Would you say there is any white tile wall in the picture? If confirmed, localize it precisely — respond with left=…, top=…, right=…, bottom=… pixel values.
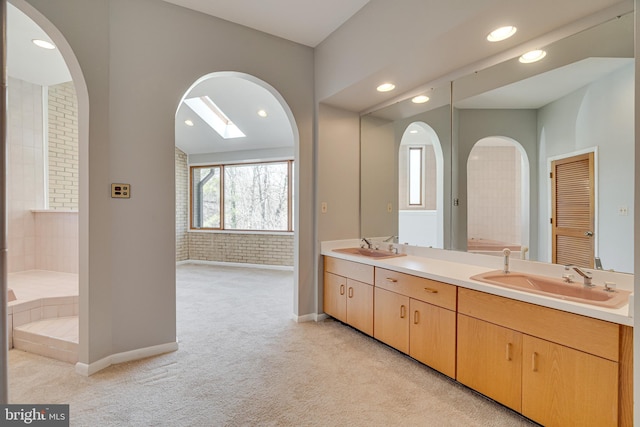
left=8, top=78, right=45, bottom=273
left=467, top=145, right=522, bottom=245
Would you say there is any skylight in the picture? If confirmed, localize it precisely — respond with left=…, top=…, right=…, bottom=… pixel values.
left=184, top=96, right=246, bottom=139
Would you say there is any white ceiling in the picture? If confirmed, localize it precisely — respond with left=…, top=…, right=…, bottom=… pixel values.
left=175, top=74, right=294, bottom=155
left=8, top=4, right=70, bottom=86
left=10, top=0, right=633, bottom=155
left=456, top=57, right=634, bottom=109
left=161, top=0, right=371, bottom=47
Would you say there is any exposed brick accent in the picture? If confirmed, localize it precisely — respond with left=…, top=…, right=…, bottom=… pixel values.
left=175, top=147, right=189, bottom=261
left=188, top=232, right=294, bottom=266
left=48, top=82, right=78, bottom=209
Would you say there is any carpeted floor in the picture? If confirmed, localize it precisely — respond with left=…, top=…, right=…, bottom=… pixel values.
left=8, top=263, right=537, bottom=426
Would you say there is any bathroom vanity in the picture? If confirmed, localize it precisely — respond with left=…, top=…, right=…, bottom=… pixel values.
left=321, top=240, right=633, bottom=427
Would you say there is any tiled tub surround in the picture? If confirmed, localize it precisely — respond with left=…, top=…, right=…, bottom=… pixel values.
left=321, top=239, right=634, bottom=325
left=33, top=210, right=79, bottom=274
left=8, top=270, right=79, bottom=363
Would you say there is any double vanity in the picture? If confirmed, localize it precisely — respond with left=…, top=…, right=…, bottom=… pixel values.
left=321, top=240, right=633, bottom=427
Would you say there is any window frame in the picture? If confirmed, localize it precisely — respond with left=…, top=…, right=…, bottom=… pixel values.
left=189, top=159, right=294, bottom=232
left=408, top=146, right=424, bottom=206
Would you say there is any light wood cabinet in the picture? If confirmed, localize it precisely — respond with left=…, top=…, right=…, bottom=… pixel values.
left=374, top=267, right=457, bottom=378
left=458, top=287, right=623, bottom=427
left=345, top=278, right=374, bottom=336
left=323, top=257, right=374, bottom=336
left=457, top=314, right=522, bottom=411
left=409, top=298, right=456, bottom=378
left=374, top=287, right=409, bottom=353
left=522, top=335, right=618, bottom=427
left=323, top=255, right=632, bottom=425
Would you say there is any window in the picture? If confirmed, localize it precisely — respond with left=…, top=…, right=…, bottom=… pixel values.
left=408, top=147, right=423, bottom=206
left=190, top=160, right=293, bottom=231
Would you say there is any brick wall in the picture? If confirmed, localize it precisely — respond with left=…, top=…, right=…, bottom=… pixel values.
left=188, top=232, right=294, bottom=266
left=175, top=147, right=189, bottom=261
left=48, top=82, right=78, bottom=209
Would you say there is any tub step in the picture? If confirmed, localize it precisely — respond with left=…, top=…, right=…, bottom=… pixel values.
left=13, top=316, right=78, bottom=364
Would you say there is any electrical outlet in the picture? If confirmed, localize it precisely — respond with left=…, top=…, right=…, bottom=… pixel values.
left=321, top=202, right=328, bottom=213
left=618, top=206, right=629, bottom=216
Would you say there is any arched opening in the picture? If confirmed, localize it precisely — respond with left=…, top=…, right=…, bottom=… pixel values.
left=8, top=0, right=89, bottom=369
left=466, top=136, right=530, bottom=257
left=174, top=71, right=298, bottom=308
left=398, top=122, right=444, bottom=247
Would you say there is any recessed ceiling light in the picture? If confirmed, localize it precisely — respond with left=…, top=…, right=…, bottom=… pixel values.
left=377, top=83, right=396, bottom=92
left=184, top=119, right=194, bottom=126
left=519, top=49, right=546, bottom=63
left=487, top=26, right=517, bottom=42
left=412, top=95, right=430, bottom=104
left=257, top=109, right=268, bottom=118
left=32, top=39, right=56, bottom=50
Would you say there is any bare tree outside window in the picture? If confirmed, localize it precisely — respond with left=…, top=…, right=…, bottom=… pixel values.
left=190, top=161, right=292, bottom=232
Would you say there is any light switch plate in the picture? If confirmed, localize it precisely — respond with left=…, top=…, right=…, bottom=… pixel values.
left=111, top=183, right=131, bottom=198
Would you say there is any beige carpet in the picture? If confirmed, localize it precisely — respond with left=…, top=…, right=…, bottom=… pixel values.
left=8, top=263, right=536, bottom=426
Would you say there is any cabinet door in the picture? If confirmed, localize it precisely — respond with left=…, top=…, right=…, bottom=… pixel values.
left=346, top=279, right=374, bottom=336
left=374, top=287, right=409, bottom=353
left=457, top=314, right=522, bottom=412
left=323, top=271, right=346, bottom=323
left=409, top=299, right=456, bottom=378
left=522, top=335, right=618, bottom=427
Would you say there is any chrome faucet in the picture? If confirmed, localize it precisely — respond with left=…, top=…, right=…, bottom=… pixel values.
left=361, top=237, right=373, bottom=249
left=572, top=266, right=594, bottom=287
left=502, top=248, right=511, bottom=273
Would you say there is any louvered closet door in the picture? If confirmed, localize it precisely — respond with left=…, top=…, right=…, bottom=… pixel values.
left=551, top=152, right=594, bottom=268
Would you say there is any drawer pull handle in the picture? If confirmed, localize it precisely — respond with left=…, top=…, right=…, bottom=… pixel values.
left=386, top=278, right=398, bottom=283
left=423, top=287, right=438, bottom=293
left=400, top=305, right=406, bottom=318
left=414, top=310, right=419, bottom=324
left=531, top=352, right=538, bottom=372
left=340, top=284, right=345, bottom=295
left=505, top=343, right=512, bottom=361
left=348, top=287, right=354, bottom=298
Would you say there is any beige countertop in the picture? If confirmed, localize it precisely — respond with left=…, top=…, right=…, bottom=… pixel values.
left=321, top=240, right=634, bottom=326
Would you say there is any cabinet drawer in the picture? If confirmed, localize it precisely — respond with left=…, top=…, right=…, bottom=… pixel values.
left=375, top=267, right=456, bottom=310
left=324, top=256, right=373, bottom=284
left=458, top=288, right=620, bottom=361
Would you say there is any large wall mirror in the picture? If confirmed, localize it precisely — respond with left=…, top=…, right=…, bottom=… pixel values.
left=361, top=83, right=452, bottom=248
left=360, top=9, right=634, bottom=273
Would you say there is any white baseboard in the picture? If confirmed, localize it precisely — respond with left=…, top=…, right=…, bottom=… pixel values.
left=75, top=341, right=179, bottom=376
left=180, top=260, right=293, bottom=271
left=293, top=313, right=328, bottom=323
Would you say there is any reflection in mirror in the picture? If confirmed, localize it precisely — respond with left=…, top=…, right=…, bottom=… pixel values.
left=466, top=137, right=529, bottom=257
left=399, top=122, right=444, bottom=247
left=360, top=84, right=451, bottom=247
left=453, top=11, right=634, bottom=272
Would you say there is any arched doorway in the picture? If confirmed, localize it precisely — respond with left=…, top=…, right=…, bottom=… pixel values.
left=466, top=136, right=530, bottom=257
left=398, top=122, right=444, bottom=248
left=174, top=71, right=298, bottom=303
left=7, top=0, right=89, bottom=374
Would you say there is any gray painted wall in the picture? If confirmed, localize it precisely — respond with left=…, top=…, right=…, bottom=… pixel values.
left=20, top=0, right=314, bottom=365
left=537, top=64, right=634, bottom=272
